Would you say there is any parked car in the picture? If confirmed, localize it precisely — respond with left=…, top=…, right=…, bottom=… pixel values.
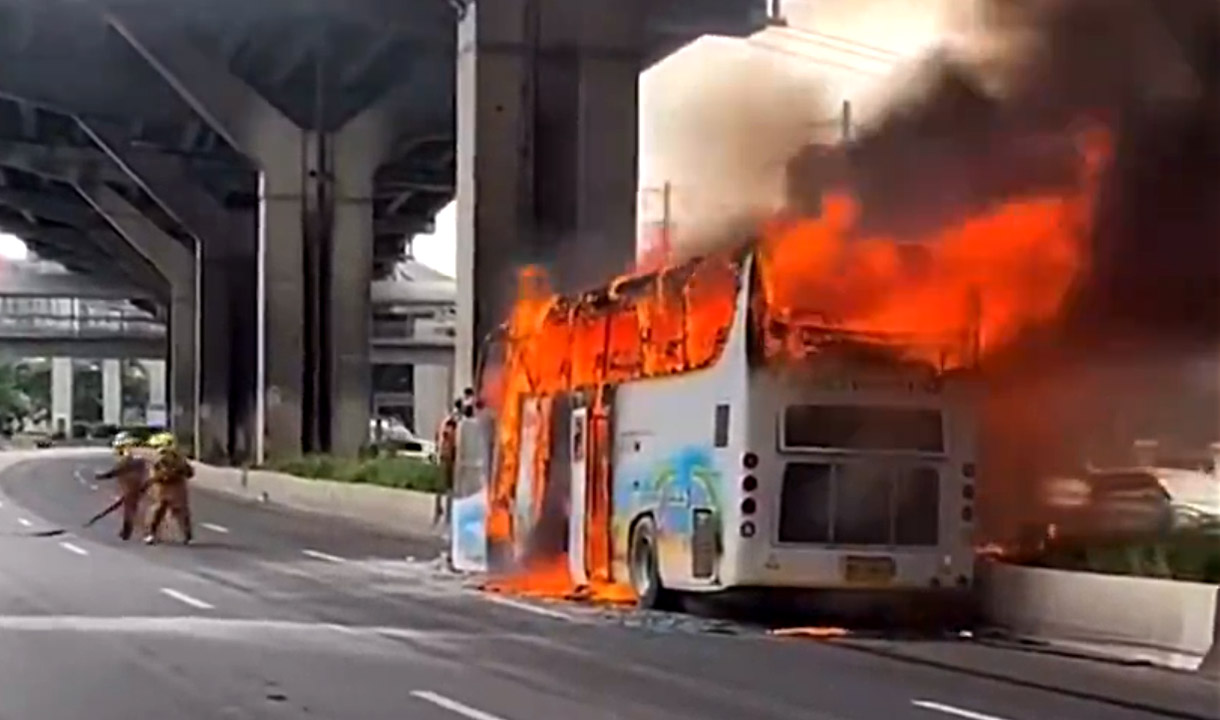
left=1034, top=466, right=1220, bottom=544
left=111, top=426, right=156, bottom=450
left=368, top=418, right=437, bottom=462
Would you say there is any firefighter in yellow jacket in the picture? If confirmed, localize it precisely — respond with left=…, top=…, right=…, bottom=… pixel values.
left=91, top=434, right=149, bottom=540
left=143, top=432, right=194, bottom=545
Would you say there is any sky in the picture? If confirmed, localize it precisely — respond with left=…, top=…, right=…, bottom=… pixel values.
left=0, top=211, right=456, bottom=275
left=412, top=200, right=456, bottom=277
left=0, top=233, right=29, bottom=261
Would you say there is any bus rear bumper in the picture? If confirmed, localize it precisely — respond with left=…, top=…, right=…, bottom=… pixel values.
left=725, top=545, right=975, bottom=593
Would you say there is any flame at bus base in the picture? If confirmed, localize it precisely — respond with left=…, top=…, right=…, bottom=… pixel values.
left=480, top=140, right=1102, bottom=602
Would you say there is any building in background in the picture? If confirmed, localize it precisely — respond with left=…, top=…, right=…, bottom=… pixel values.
left=371, top=258, right=456, bottom=441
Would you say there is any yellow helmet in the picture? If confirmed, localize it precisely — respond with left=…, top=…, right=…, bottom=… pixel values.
left=113, top=433, right=136, bottom=455
left=146, top=432, right=176, bottom=450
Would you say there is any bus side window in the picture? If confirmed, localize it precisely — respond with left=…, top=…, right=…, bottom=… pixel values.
left=714, top=404, right=730, bottom=448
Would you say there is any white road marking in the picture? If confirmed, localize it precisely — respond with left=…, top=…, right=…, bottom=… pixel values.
left=89, top=484, right=99, bottom=491
left=58, top=542, right=88, bottom=556
left=0, top=614, right=467, bottom=642
left=16, top=517, right=31, bottom=527
left=480, top=593, right=574, bottom=621
left=0, top=500, right=6, bottom=508
left=302, top=549, right=344, bottom=563
left=74, top=470, right=85, bottom=485
left=912, top=700, right=1011, bottom=720
left=201, top=523, right=229, bottom=534
left=410, top=691, right=508, bottom=720
left=159, top=588, right=214, bottom=610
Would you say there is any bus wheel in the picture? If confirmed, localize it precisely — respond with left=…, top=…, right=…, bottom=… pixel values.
left=629, top=518, right=669, bottom=609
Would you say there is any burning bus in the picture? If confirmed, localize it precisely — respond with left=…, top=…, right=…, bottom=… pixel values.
left=448, top=227, right=1040, bottom=607
left=449, top=141, right=1096, bottom=607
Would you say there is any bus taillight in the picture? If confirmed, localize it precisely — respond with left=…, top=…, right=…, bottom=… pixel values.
left=742, top=475, right=758, bottom=492
left=743, top=452, right=758, bottom=469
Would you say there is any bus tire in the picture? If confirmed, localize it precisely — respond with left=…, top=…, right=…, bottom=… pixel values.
left=629, top=517, right=670, bottom=610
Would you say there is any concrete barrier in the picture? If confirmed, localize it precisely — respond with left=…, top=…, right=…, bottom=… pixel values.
left=982, top=562, right=1219, bottom=674
left=189, top=463, right=440, bottom=538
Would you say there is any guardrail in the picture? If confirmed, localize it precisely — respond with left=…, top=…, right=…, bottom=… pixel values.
left=980, top=562, right=1219, bottom=676
left=0, top=314, right=165, bottom=338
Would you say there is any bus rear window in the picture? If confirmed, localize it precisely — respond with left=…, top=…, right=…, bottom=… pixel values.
left=783, top=405, right=944, bottom=453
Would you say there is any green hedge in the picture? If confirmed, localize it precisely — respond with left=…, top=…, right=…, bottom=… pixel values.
left=263, top=454, right=444, bottom=494
left=1030, top=530, right=1220, bottom=584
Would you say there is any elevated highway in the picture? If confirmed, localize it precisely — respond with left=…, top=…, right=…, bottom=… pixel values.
left=0, top=0, right=770, bottom=463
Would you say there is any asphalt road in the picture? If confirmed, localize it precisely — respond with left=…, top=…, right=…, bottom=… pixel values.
left=0, top=452, right=1213, bottom=720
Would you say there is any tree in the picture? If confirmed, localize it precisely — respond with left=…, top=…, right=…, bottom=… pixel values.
left=15, top=359, right=49, bottom=424
left=0, top=362, right=32, bottom=434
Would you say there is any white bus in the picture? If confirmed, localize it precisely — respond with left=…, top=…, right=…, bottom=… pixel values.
left=451, top=250, right=979, bottom=610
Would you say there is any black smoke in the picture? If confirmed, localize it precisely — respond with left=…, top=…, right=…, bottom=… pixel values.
left=787, top=0, right=1220, bottom=348
left=783, top=0, right=1220, bottom=543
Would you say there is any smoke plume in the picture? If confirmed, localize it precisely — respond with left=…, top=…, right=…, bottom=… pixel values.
left=641, top=37, right=837, bottom=260
left=792, top=0, right=1220, bottom=347
left=779, top=0, right=1220, bottom=542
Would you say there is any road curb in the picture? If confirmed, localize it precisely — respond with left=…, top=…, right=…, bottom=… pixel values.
left=825, top=638, right=1217, bottom=720
left=190, top=462, right=443, bottom=539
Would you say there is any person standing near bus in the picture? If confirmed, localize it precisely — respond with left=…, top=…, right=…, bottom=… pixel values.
left=435, top=399, right=463, bottom=525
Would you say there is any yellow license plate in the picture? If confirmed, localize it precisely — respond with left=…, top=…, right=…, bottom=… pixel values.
left=842, top=555, right=896, bottom=585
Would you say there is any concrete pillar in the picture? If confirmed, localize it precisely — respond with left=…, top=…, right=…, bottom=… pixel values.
left=254, top=109, right=393, bottom=460
left=326, top=120, right=387, bottom=456
left=51, top=357, right=72, bottom=437
left=78, top=118, right=259, bottom=464
left=169, top=274, right=196, bottom=447
left=89, top=11, right=401, bottom=462
left=196, top=251, right=231, bottom=462
left=454, top=0, right=645, bottom=390
left=413, top=363, right=453, bottom=444
left=77, top=184, right=197, bottom=450
left=143, top=359, right=167, bottom=428
left=102, top=359, right=122, bottom=426
left=253, top=125, right=308, bottom=463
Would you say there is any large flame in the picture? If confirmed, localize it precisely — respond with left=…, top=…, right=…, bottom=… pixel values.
left=482, top=131, right=1107, bottom=603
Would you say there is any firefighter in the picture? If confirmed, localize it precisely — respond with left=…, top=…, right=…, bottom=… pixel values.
left=91, top=434, right=149, bottom=540
left=143, top=432, right=194, bottom=545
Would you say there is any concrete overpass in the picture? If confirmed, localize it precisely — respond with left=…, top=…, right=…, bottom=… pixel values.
left=0, top=0, right=771, bottom=463
left=0, top=257, right=461, bottom=441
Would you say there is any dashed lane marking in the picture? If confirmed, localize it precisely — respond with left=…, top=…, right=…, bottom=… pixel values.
left=201, top=523, right=229, bottom=534
left=159, top=588, right=214, bottom=610
left=480, top=593, right=574, bottom=622
left=58, top=542, right=88, bottom=556
left=301, top=549, right=344, bottom=563
left=410, top=691, right=509, bottom=720
left=912, top=700, right=1011, bottom=720
left=16, top=517, right=32, bottom=527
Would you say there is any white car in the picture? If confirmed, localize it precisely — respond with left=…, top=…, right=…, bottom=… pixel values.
left=368, top=419, right=437, bottom=462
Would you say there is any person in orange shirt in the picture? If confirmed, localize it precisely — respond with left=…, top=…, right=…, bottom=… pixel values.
left=435, top=399, right=464, bottom=525
left=90, top=435, right=149, bottom=540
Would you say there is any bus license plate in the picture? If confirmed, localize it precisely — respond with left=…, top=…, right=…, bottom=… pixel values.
left=842, top=556, right=896, bottom=585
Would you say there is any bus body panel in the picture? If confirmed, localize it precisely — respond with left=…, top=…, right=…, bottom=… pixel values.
left=609, top=261, right=751, bottom=591
left=727, top=365, right=977, bottom=592
left=465, top=251, right=979, bottom=600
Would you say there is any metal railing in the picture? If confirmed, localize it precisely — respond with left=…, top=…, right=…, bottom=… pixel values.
left=0, top=312, right=165, bottom=339
left=371, top=317, right=456, bottom=344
